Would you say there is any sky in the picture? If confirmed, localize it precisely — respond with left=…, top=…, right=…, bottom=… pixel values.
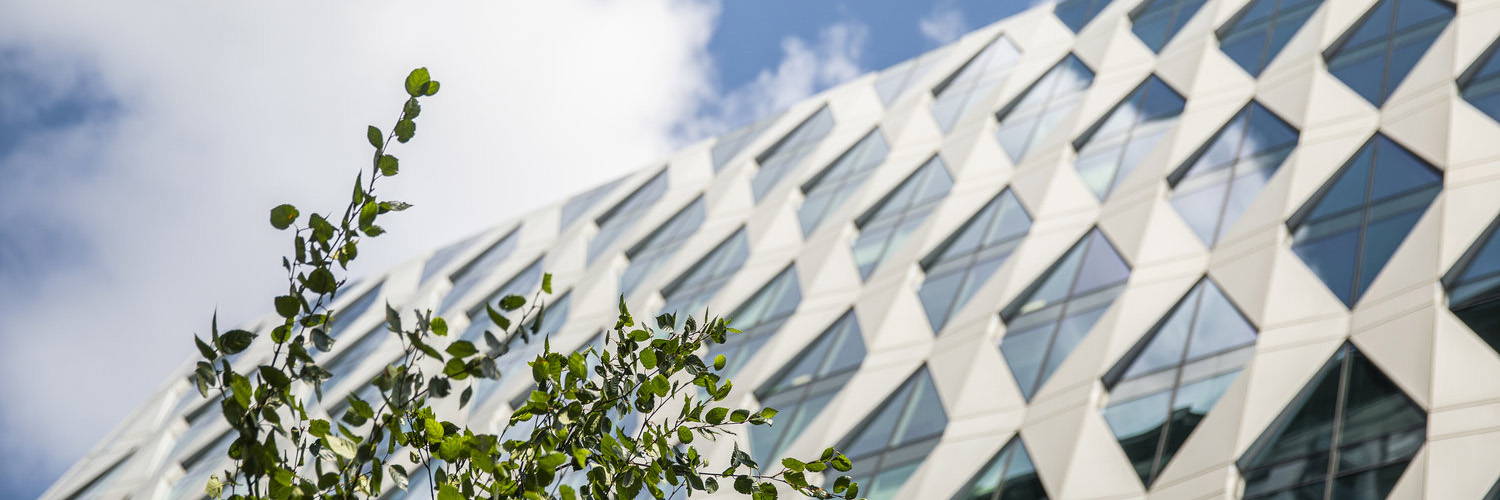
left=0, top=1, right=1030, bottom=497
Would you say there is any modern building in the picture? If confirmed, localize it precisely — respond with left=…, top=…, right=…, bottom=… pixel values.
left=42, top=0, right=1500, bottom=498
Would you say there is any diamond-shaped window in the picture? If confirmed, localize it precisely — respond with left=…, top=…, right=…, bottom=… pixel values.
left=1444, top=217, right=1500, bottom=353
left=839, top=367, right=947, bottom=500
left=874, top=46, right=953, bottom=107
left=589, top=169, right=669, bottom=264
left=1217, top=0, right=1325, bottom=77
left=712, top=112, right=784, bottom=173
left=1459, top=37, right=1500, bottom=124
left=1055, top=0, right=1116, bottom=32
left=799, top=129, right=890, bottom=236
left=1288, top=134, right=1441, bottom=306
left=751, top=310, right=864, bottom=462
left=1238, top=343, right=1426, bottom=500
left=619, top=196, right=707, bottom=297
left=560, top=175, right=627, bottom=231
left=1130, top=0, right=1210, bottom=53
left=752, top=106, right=836, bottom=202
left=951, top=437, right=1049, bottom=500
left=1102, top=278, right=1256, bottom=486
left=706, top=265, right=801, bottom=379
left=1000, top=228, right=1130, bottom=401
left=1324, top=0, right=1453, bottom=106
left=457, top=258, right=543, bottom=341
left=931, top=36, right=1021, bottom=133
left=660, top=228, right=751, bottom=329
left=1074, top=75, right=1185, bottom=200
left=851, top=156, right=954, bottom=280
left=918, top=189, right=1032, bottom=333
left=1168, top=101, right=1298, bottom=246
left=326, top=280, right=383, bottom=340
left=995, top=54, right=1095, bottom=164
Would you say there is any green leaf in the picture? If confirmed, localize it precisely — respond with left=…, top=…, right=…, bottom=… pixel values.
left=229, top=374, right=252, bottom=408
left=830, top=454, right=852, bottom=472
left=640, top=349, right=658, bottom=370
left=734, top=476, right=753, bottom=494
left=205, top=474, right=224, bottom=498
left=486, top=304, right=510, bottom=330
left=273, top=295, right=300, bottom=318
left=269, top=204, right=299, bottom=230
left=760, top=407, right=778, bottom=420
left=431, top=317, right=448, bottom=337
left=359, top=201, right=377, bottom=230
left=781, top=458, right=805, bottom=472
left=445, top=340, right=477, bottom=358
left=404, top=99, right=421, bottom=119
left=714, top=354, right=727, bottom=371
left=539, top=452, right=568, bottom=470
left=706, top=407, right=728, bottom=425
left=423, top=80, right=441, bottom=96
left=677, top=426, right=694, bottom=444
left=219, top=327, right=255, bottom=354
left=310, top=419, right=331, bottom=437
left=443, top=358, right=470, bottom=379
left=305, top=267, right=337, bottom=294
left=459, top=386, right=473, bottom=409
left=424, top=418, right=445, bottom=440
left=194, top=335, right=217, bottom=360
left=385, top=302, right=402, bottom=332
left=394, top=119, right=415, bottom=143
left=378, top=154, right=399, bottom=176
left=730, top=409, right=749, bottom=423
left=258, top=366, right=291, bottom=389
left=437, top=484, right=461, bottom=500
left=325, top=436, right=356, bottom=459
left=498, top=294, right=525, bottom=311
left=367, top=126, right=383, bottom=149
left=542, top=273, right=553, bottom=294
left=405, top=68, right=431, bottom=97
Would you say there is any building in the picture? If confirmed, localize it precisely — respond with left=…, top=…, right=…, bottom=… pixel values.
left=42, top=0, right=1500, bottom=498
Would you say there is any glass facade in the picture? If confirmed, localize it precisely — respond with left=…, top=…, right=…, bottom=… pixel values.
left=439, top=228, right=521, bottom=315
left=1168, top=101, right=1298, bottom=246
left=705, top=266, right=800, bottom=379
left=752, top=106, right=836, bottom=202
left=798, top=129, right=890, bottom=236
left=918, top=189, right=1032, bottom=333
left=839, top=367, right=947, bottom=500
left=1130, top=0, right=1209, bottom=53
left=931, top=36, right=1022, bottom=133
left=1446, top=218, right=1500, bottom=353
left=418, top=232, right=485, bottom=285
left=1460, top=38, right=1500, bottom=123
left=1102, top=279, right=1256, bottom=486
left=1073, top=76, right=1186, bottom=200
left=994, top=55, right=1095, bottom=164
left=659, top=228, right=751, bottom=329
left=60, top=451, right=133, bottom=500
left=952, top=437, right=1048, bottom=500
left=1288, top=134, right=1441, bottom=306
left=851, top=156, right=955, bottom=280
left=326, top=281, right=382, bottom=340
left=457, top=259, right=544, bottom=343
left=1238, top=344, right=1426, bottom=500
left=1324, top=0, right=1453, bottom=106
left=559, top=176, right=626, bottom=231
left=619, top=197, right=707, bottom=298
left=874, top=47, right=953, bottom=107
left=1217, top=0, right=1325, bottom=77
left=751, top=310, right=864, bottom=462
left=1000, top=229, right=1130, bottom=401
left=1055, top=0, right=1116, bottom=32
left=588, top=170, right=669, bottom=264
left=712, top=112, right=784, bottom=173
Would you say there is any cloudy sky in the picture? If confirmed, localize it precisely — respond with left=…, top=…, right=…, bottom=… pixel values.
left=0, top=1, right=1028, bottom=496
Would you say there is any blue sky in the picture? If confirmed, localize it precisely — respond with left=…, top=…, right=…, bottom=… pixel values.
left=0, top=1, right=1029, bottom=497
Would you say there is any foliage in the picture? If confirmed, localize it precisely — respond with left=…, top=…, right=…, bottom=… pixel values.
left=188, top=68, right=863, bottom=500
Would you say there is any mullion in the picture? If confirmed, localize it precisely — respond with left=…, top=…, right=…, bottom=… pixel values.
left=1030, top=233, right=1100, bottom=396
left=1321, top=347, right=1354, bottom=500
left=1147, top=281, right=1211, bottom=483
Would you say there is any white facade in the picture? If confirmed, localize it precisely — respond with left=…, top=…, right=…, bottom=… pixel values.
left=44, top=0, right=1500, bottom=498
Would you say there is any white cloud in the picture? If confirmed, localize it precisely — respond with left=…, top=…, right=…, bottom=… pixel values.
left=919, top=5, right=968, bottom=45
left=0, top=0, right=721, bottom=494
left=681, top=20, right=868, bottom=138
left=0, top=0, right=875, bottom=495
